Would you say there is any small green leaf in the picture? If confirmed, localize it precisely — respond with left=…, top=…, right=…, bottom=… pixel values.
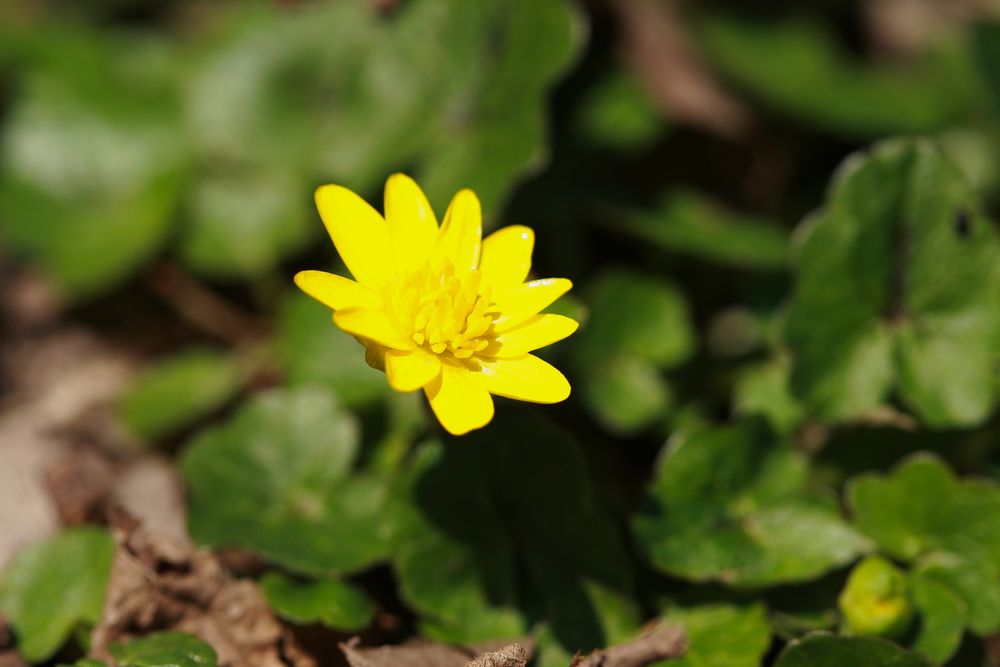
left=910, top=572, right=965, bottom=663
left=661, top=603, right=771, bottom=667
left=774, top=633, right=932, bottom=667
left=734, top=356, right=805, bottom=434
left=277, top=292, right=388, bottom=408
left=572, top=270, right=694, bottom=434
left=260, top=572, right=373, bottom=631
left=786, top=139, right=1000, bottom=427
left=633, top=421, right=867, bottom=586
left=182, top=387, right=388, bottom=575
left=110, top=632, right=217, bottom=667
left=119, top=347, right=243, bottom=441
left=914, top=552, right=1000, bottom=635
left=616, top=190, right=789, bottom=271
left=838, top=556, right=913, bottom=639
left=0, top=527, right=115, bottom=663
left=583, top=357, right=672, bottom=436
left=572, top=66, right=663, bottom=150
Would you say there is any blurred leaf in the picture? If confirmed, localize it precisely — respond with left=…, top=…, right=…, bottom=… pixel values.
left=573, top=66, right=663, bottom=150
left=260, top=572, right=372, bottom=631
left=847, top=454, right=1000, bottom=566
left=616, top=191, right=789, bottom=271
left=838, top=556, right=913, bottom=639
left=387, top=414, right=635, bottom=654
left=0, top=32, right=186, bottom=299
left=0, top=527, right=115, bottom=663
left=110, top=632, right=217, bottom=667
left=572, top=270, right=694, bottom=434
left=633, top=421, right=867, bottom=586
left=277, top=292, right=388, bottom=408
left=660, top=603, right=771, bottom=667
left=734, top=356, right=805, bottom=434
left=910, top=574, right=965, bottom=663
left=583, top=357, right=672, bottom=435
left=699, top=15, right=975, bottom=137
left=179, top=168, right=311, bottom=278
left=182, top=387, right=388, bottom=575
left=914, top=552, right=1000, bottom=635
left=413, top=0, right=585, bottom=216
left=786, top=139, right=1000, bottom=427
left=119, top=346, right=243, bottom=441
left=574, top=270, right=694, bottom=369
left=774, top=634, right=932, bottom=667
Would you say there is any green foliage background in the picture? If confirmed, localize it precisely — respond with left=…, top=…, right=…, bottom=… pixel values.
left=3, top=0, right=1000, bottom=665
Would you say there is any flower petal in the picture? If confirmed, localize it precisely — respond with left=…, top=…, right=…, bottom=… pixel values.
left=481, top=314, right=579, bottom=357
left=434, top=189, right=482, bottom=274
left=315, top=184, right=394, bottom=288
left=479, top=225, right=534, bottom=291
left=385, top=348, right=441, bottom=392
left=385, top=173, right=438, bottom=274
left=333, top=308, right=411, bottom=350
left=294, top=270, right=381, bottom=311
left=424, top=360, right=494, bottom=435
left=479, top=355, right=571, bottom=404
left=491, top=278, right=573, bottom=331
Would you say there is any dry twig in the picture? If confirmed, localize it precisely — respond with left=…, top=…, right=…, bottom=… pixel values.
left=571, top=624, right=687, bottom=667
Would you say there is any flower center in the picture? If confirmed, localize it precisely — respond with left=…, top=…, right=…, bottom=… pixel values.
left=387, top=259, right=496, bottom=359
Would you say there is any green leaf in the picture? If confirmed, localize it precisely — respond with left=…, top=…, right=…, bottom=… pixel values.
left=181, top=387, right=388, bottom=575
left=914, top=552, right=1000, bottom=635
left=660, top=603, right=771, bottom=667
left=582, top=357, right=672, bottom=435
left=413, top=0, right=584, bottom=216
left=774, top=634, right=932, bottom=667
left=633, top=421, right=867, bottom=586
left=260, top=572, right=373, bottom=631
left=110, top=632, right=217, bottom=667
left=179, top=167, right=311, bottom=278
left=277, top=292, right=388, bottom=408
left=699, top=15, right=975, bottom=137
left=910, top=573, right=965, bottom=664
left=733, top=356, right=805, bottom=434
left=118, top=347, right=244, bottom=441
left=0, top=527, right=115, bottom=663
left=847, top=454, right=1000, bottom=566
left=388, top=414, right=635, bottom=654
left=572, top=66, right=663, bottom=150
left=786, top=139, right=1000, bottom=427
left=838, top=556, right=913, bottom=639
left=0, top=31, right=185, bottom=299
left=616, top=191, right=789, bottom=271
left=572, top=270, right=694, bottom=434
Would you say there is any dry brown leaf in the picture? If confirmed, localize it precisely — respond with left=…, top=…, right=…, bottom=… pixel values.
left=89, top=517, right=315, bottom=667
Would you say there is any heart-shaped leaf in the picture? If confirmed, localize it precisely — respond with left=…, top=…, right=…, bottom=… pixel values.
left=182, top=387, right=387, bottom=576
left=0, top=527, right=115, bottom=663
left=633, top=421, right=867, bottom=586
left=786, top=139, right=1000, bottom=427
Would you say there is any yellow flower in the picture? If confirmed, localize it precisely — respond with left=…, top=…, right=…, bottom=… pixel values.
left=294, top=174, right=578, bottom=435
